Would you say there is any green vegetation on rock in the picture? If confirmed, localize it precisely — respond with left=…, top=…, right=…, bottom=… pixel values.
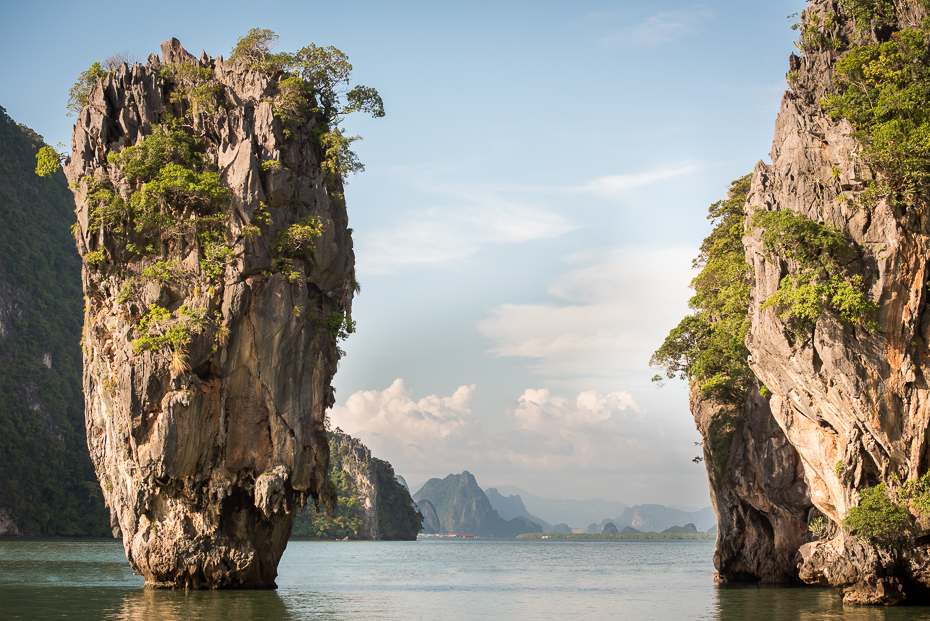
left=0, top=105, right=109, bottom=535
left=651, top=174, right=753, bottom=402
left=754, top=209, right=878, bottom=331
left=823, top=24, right=930, bottom=208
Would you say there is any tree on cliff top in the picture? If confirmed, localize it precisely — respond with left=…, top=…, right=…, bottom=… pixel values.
left=230, top=28, right=384, bottom=186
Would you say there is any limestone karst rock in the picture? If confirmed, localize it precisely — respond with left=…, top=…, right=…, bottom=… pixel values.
left=64, top=39, right=356, bottom=588
left=692, top=382, right=811, bottom=583
left=737, top=0, right=930, bottom=604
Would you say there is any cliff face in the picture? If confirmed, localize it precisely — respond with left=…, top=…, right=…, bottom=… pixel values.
left=692, top=381, right=811, bottom=582
left=64, top=40, right=354, bottom=588
left=742, top=0, right=930, bottom=604
left=0, top=106, right=109, bottom=536
left=290, top=430, right=422, bottom=540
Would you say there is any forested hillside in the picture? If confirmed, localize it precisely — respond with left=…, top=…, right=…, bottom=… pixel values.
left=0, top=105, right=109, bottom=535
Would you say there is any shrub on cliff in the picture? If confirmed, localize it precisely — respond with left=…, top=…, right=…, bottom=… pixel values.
left=823, top=23, right=930, bottom=208
left=651, top=174, right=753, bottom=403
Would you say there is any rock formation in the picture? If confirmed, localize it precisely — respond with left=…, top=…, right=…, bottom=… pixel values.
left=291, top=429, right=422, bottom=540
left=64, top=39, right=356, bottom=588
left=693, top=382, right=812, bottom=583
left=413, top=471, right=542, bottom=537
left=701, top=0, right=930, bottom=604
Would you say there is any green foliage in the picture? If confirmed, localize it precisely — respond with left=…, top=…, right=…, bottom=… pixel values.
left=86, top=122, right=231, bottom=282
left=132, top=303, right=208, bottom=366
left=836, top=460, right=846, bottom=476
left=838, top=0, right=898, bottom=33
left=809, top=516, right=830, bottom=538
left=372, top=458, right=423, bottom=539
left=320, top=128, right=364, bottom=186
left=83, top=248, right=106, bottom=266
left=198, top=230, right=234, bottom=280
left=141, top=260, right=184, bottom=282
left=754, top=210, right=878, bottom=330
left=794, top=11, right=842, bottom=52
left=230, top=28, right=384, bottom=188
left=0, top=106, right=109, bottom=535
left=35, top=146, right=63, bottom=177
left=325, top=311, right=356, bottom=341
left=823, top=27, right=930, bottom=207
left=272, top=215, right=324, bottom=257
left=159, top=63, right=221, bottom=118
left=651, top=175, right=752, bottom=401
left=843, top=483, right=907, bottom=542
left=229, top=28, right=281, bottom=70
left=67, top=62, right=108, bottom=115
left=899, top=473, right=930, bottom=522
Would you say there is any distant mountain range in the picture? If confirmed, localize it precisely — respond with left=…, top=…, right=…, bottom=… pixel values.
left=413, top=472, right=541, bottom=538
left=484, top=485, right=716, bottom=533
left=487, top=485, right=629, bottom=529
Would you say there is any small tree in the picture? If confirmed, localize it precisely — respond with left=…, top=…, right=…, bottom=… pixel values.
left=67, top=62, right=108, bottom=115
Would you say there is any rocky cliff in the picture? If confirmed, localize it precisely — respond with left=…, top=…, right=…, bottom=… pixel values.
left=64, top=39, right=358, bottom=588
left=743, top=0, right=930, bottom=604
left=692, top=382, right=812, bottom=582
left=413, top=471, right=542, bottom=537
left=291, top=429, right=422, bottom=540
left=0, top=106, right=109, bottom=536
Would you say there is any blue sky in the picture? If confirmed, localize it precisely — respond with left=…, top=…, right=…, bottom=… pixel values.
left=1, top=0, right=807, bottom=508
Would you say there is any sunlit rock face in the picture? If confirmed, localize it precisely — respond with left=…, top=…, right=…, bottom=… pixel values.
left=741, top=0, right=930, bottom=605
left=64, top=39, right=354, bottom=588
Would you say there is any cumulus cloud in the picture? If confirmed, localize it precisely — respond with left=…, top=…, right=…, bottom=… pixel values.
left=329, top=380, right=659, bottom=486
left=330, top=378, right=485, bottom=471
left=478, top=246, right=695, bottom=378
left=600, top=7, right=713, bottom=47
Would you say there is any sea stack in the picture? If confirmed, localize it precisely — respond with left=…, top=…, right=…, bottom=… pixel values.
left=695, top=0, right=930, bottom=604
left=64, top=39, right=355, bottom=588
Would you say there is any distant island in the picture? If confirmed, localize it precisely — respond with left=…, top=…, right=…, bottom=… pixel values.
left=408, top=471, right=716, bottom=538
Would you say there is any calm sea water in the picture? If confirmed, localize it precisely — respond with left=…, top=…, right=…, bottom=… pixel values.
left=4, top=538, right=930, bottom=620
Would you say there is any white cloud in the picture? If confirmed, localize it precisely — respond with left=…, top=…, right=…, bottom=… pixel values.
left=580, top=165, right=697, bottom=199
left=478, top=246, right=695, bottom=378
left=355, top=164, right=697, bottom=274
left=357, top=190, right=574, bottom=274
left=601, top=7, right=713, bottom=47
left=331, top=379, right=485, bottom=471
left=330, top=380, right=659, bottom=486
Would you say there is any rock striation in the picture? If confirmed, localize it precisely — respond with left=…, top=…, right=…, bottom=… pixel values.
left=64, top=39, right=356, bottom=588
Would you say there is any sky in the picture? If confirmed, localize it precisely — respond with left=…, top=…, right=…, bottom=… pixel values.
left=1, top=0, right=808, bottom=508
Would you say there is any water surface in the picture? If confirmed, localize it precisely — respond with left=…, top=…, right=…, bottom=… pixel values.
left=4, top=538, right=930, bottom=620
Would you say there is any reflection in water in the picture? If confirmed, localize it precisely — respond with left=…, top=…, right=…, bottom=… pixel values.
left=114, top=589, right=292, bottom=621
left=714, top=583, right=930, bottom=621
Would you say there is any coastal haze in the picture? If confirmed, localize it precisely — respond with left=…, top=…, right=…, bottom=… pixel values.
left=0, top=0, right=807, bottom=509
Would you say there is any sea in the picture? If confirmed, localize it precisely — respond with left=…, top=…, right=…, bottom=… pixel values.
left=3, top=538, right=930, bottom=620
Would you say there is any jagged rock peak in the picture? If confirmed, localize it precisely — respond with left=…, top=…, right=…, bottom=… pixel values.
left=65, top=38, right=356, bottom=588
